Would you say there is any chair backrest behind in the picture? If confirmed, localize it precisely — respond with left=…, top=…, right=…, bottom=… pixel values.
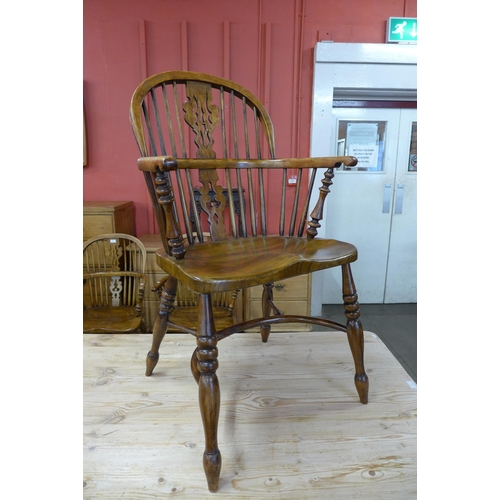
left=83, top=233, right=147, bottom=308
left=129, top=71, right=334, bottom=251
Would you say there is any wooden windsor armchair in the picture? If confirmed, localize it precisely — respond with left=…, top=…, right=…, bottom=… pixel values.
left=83, top=233, right=147, bottom=333
left=129, top=71, right=369, bottom=492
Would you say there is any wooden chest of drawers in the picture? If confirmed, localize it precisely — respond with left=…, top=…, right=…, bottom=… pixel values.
left=83, top=201, right=135, bottom=241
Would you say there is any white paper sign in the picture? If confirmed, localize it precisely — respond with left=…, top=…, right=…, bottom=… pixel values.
left=346, top=123, right=379, bottom=170
left=348, top=144, right=379, bottom=169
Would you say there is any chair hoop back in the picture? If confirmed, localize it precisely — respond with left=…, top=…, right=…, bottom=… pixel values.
left=129, top=71, right=356, bottom=250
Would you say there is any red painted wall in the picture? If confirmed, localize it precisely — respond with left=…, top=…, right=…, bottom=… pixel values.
left=83, top=0, right=417, bottom=237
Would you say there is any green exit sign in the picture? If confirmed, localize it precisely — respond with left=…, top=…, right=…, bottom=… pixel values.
left=386, top=17, right=417, bottom=44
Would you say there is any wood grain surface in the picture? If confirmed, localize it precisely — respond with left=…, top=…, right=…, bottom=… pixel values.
left=83, top=331, right=416, bottom=498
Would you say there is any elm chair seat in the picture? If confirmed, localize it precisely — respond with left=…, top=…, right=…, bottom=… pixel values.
left=154, top=235, right=358, bottom=294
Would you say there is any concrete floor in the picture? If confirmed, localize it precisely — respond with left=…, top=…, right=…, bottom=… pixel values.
left=314, top=303, right=417, bottom=382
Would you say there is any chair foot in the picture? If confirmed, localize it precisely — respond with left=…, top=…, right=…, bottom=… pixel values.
left=203, top=450, right=222, bottom=492
left=145, top=351, right=159, bottom=376
left=345, top=321, right=369, bottom=404
left=355, top=374, right=369, bottom=404
left=260, top=325, right=270, bottom=343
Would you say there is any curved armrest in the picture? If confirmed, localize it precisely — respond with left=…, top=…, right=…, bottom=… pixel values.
left=137, top=156, right=357, bottom=172
left=174, top=156, right=357, bottom=170
left=137, top=156, right=177, bottom=172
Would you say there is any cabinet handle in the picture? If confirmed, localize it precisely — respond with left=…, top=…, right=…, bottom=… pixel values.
left=274, top=283, right=285, bottom=290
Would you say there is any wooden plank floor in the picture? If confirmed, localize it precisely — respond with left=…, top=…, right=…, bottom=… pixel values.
left=83, top=331, right=417, bottom=499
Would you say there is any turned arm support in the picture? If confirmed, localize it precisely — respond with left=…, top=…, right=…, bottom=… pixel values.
left=138, top=278, right=146, bottom=296
left=307, top=157, right=358, bottom=239
left=137, top=156, right=186, bottom=259
left=135, top=277, right=147, bottom=316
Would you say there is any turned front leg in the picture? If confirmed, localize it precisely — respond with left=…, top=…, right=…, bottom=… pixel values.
left=196, top=294, right=222, bottom=492
left=146, top=276, right=177, bottom=376
left=342, top=264, right=369, bottom=404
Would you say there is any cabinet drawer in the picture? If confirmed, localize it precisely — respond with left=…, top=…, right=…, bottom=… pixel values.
left=248, top=275, right=310, bottom=300
left=83, top=201, right=135, bottom=241
left=83, top=215, right=115, bottom=239
left=145, top=252, right=163, bottom=273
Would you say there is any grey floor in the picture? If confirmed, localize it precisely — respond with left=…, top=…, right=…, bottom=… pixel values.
left=314, top=303, right=417, bottom=382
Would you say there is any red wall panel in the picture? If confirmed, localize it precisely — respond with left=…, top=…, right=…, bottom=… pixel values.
left=83, top=0, right=416, bottom=236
